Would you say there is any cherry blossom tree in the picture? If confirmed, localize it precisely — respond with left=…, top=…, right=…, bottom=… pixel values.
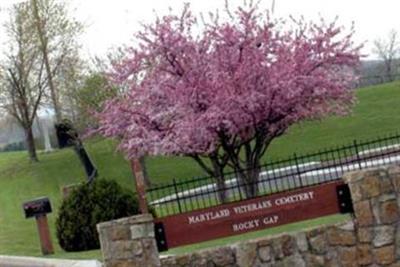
left=96, top=3, right=361, bottom=201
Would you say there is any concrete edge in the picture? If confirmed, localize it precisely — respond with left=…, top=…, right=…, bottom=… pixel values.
left=0, top=255, right=102, bottom=267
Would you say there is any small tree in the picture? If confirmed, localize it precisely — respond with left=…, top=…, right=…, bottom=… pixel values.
left=30, top=0, right=83, bottom=122
left=75, top=73, right=118, bottom=125
left=373, top=30, right=400, bottom=82
left=96, top=4, right=361, bottom=201
left=0, top=3, right=46, bottom=162
left=78, top=72, right=153, bottom=186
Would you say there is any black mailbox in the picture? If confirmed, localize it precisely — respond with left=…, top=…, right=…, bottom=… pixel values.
left=23, top=197, right=52, bottom=218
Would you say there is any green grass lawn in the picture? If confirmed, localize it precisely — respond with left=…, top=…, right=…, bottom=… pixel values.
left=0, top=81, right=399, bottom=259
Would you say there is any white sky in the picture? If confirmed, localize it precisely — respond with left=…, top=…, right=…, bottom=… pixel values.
left=0, top=0, right=399, bottom=60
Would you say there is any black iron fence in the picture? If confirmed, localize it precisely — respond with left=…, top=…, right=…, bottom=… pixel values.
left=147, top=132, right=400, bottom=217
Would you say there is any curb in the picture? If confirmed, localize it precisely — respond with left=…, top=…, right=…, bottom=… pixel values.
left=0, top=256, right=102, bottom=267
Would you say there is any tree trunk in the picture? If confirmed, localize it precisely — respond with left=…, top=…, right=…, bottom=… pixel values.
left=385, top=59, right=394, bottom=82
left=25, top=126, right=38, bottom=162
left=210, top=157, right=228, bottom=203
left=31, top=0, right=62, bottom=122
left=190, top=154, right=229, bottom=204
left=67, top=93, right=77, bottom=123
left=237, top=164, right=260, bottom=199
left=139, top=156, right=152, bottom=188
left=248, top=166, right=260, bottom=197
left=215, top=170, right=228, bottom=204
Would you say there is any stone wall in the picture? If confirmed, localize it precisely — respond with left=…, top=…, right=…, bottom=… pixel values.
left=162, top=220, right=358, bottom=267
left=97, top=214, right=160, bottom=267
left=99, top=165, right=400, bottom=267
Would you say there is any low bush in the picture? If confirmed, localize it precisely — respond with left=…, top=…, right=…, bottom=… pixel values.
left=56, top=179, right=140, bottom=251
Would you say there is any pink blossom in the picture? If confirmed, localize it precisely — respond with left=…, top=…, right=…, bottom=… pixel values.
left=95, top=3, right=361, bottom=198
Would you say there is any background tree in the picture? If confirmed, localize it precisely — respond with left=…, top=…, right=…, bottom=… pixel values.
left=373, top=30, right=400, bottom=82
left=78, top=71, right=152, bottom=187
left=57, top=48, right=86, bottom=124
left=0, top=3, right=46, bottom=162
left=73, top=72, right=118, bottom=129
left=30, top=0, right=83, bottom=122
left=96, top=4, right=361, bottom=201
left=87, top=50, right=153, bottom=188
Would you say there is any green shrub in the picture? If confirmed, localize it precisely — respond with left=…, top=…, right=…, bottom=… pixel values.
left=56, top=179, right=140, bottom=252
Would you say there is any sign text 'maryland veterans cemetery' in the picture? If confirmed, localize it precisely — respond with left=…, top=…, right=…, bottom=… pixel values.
left=156, top=181, right=343, bottom=248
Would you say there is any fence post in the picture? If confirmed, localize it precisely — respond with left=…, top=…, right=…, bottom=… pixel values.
left=293, top=153, right=303, bottom=187
left=353, top=140, right=363, bottom=170
left=173, top=178, right=183, bottom=214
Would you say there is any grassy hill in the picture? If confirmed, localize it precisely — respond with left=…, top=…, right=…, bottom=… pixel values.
left=0, top=81, right=400, bottom=259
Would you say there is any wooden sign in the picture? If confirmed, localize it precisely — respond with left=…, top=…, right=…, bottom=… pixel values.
left=155, top=181, right=344, bottom=249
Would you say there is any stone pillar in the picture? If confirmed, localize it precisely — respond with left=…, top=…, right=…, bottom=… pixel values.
left=344, top=166, right=400, bottom=266
left=97, top=214, right=160, bottom=267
